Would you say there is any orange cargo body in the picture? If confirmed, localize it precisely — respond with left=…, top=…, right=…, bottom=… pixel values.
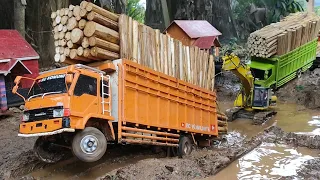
left=114, top=60, right=218, bottom=142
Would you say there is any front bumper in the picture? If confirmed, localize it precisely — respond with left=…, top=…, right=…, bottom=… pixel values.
left=18, top=128, right=75, bottom=137
left=19, top=118, right=68, bottom=134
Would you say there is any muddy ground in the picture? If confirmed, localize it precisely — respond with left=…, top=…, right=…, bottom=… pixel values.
left=277, top=68, right=320, bottom=109
left=0, top=112, right=48, bottom=179
left=100, top=126, right=320, bottom=180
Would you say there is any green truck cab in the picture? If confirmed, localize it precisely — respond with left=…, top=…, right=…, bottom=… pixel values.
left=248, top=39, right=317, bottom=89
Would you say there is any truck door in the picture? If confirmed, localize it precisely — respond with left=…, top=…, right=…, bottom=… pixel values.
left=70, top=74, right=99, bottom=116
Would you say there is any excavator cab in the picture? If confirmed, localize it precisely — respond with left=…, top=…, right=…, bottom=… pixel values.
left=252, top=86, right=270, bottom=109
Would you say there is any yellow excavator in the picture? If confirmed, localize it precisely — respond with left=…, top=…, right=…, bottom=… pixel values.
left=222, top=53, right=277, bottom=124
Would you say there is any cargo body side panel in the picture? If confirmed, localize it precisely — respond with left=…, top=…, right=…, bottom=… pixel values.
left=119, top=60, right=218, bottom=136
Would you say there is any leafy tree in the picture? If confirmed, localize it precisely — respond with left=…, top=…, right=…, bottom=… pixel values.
left=232, top=0, right=304, bottom=41
left=126, top=0, right=145, bottom=23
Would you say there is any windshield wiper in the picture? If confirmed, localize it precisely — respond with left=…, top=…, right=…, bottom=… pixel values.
left=41, top=91, right=62, bottom=98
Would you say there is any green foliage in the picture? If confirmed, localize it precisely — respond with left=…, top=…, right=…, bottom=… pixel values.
left=316, top=6, right=320, bottom=16
left=126, top=0, right=145, bottom=23
left=264, top=0, right=304, bottom=22
left=232, top=0, right=304, bottom=41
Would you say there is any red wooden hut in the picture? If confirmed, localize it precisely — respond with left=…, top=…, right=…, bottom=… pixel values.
left=0, top=30, right=39, bottom=110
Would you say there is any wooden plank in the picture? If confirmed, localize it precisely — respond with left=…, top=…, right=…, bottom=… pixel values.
left=155, top=29, right=160, bottom=72
left=151, top=28, right=157, bottom=70
left=178, top=41, right=183, bottom=80
left=138, top=24, right=144, bottom=65
left=207, top=55, right=214, bottom=90
left=127, top=16, right=133, bottom=60
left=163, top=34, right=168, bottom=74
left=186, top=46, right=190, bottom=83
left=132, top=20, right=139, bottom=62
left=167, top=35, right=171, bottom=76
left=170, top=37, right=175, bottom=78
left=189, top=46, right=194, bottom=84
left=194, top=47, right=199, bottom=85
left=119, top=14, right=127, bottom=58
left=174, top=39, right=179, bottom=79
left=159, top=31, right=164, bottom=72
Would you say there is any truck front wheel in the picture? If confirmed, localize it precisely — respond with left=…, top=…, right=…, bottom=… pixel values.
left=34, top=137, right=64, bottom=163
left=72, top=127, right=107, bottom=162
left=178, top=136, right=193, bottom=157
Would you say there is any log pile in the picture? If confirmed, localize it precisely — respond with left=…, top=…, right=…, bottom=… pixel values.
left=51, top=1, right=215, bottom=90
left=217, top=112, right=228, bottom=135
left=51, top=1, right=120, bottom=65
left=248, top=12, right=320, bottom=58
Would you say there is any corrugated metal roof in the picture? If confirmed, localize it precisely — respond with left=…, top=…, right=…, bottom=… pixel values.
left=0, top=30, right=39, bottom=60
left=170, top=20, right=222, bottom=38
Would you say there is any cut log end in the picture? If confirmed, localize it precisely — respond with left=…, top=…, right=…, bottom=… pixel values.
left=71, top=28, right=84, bottom=44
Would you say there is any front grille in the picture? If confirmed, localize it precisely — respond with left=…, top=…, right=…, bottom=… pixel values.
left=26, top=106, right=63, bottom=122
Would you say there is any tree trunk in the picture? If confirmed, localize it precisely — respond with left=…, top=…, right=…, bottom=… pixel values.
left=145, top=0, right=238, bottom=40
left=14, top=0, right=26, bottom=37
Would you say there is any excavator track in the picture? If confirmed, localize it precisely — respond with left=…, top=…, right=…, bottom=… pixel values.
left=226, top=107, right=277, bottom=125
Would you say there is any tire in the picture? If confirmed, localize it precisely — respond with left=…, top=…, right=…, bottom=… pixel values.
left=72, top=127, right=107, bottom=162
left=178, top=136, right=193, bottom=157
left=34, top=137, right=63, bottom=163
left=297, top=69, right=302, bottom=78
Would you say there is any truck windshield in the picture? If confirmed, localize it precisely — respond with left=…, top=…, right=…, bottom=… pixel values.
left=28, top=74, right=67, bottom=98
left=251, top=68, right=272, bottom=80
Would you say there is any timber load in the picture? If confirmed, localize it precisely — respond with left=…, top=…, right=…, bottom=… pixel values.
left=51, top=1, right=216, bottom=91
left=248, top=12, right=320, bottom=58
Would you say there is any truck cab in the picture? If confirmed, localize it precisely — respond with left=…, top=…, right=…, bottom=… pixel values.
left=13, top=64, right=115, bottom=162
left=248, top=58, right=276, bottom=89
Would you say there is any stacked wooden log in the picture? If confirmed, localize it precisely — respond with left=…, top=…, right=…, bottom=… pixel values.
left=248, top=12, right=320, bottom=58
left=217, top=112, right=228, bottom=135
left=51, top=1, right=215, bottom=91
left=51, top=1, right=120, bottom=64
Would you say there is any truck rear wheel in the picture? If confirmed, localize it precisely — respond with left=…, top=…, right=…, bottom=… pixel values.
left=72, top=127, right=107, bottom=162
left=34, top=137, right=64, bottom=163
left=178, top=136, right=193, bottom=157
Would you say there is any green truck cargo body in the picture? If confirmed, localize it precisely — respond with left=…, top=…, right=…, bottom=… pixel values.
left=249, top=39, right=317, bottom=89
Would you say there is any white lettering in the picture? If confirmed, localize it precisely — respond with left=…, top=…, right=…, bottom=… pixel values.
left=184, top=123, right=210, bottom=132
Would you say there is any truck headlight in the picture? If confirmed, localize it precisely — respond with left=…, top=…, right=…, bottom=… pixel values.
left=22, top=113, right=29, bottom=122
left=53, top=109, right=64, bottom=117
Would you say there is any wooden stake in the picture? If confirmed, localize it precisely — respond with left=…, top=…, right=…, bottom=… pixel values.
left=88, top=36, right=120, bottom=52
left=90, top=47, right=120, bottom=60
left=87, top=11, right=118, bottom=31
left=86, top=3, right=119, bottom=21
left=84, top=21, right=119, bottom=44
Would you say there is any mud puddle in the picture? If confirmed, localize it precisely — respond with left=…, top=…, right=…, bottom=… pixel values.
left=27, top=145, right=161, bottom=180
left=213, top=142, right=319, bottom=180
left=219, top=102, right=320, bottom=138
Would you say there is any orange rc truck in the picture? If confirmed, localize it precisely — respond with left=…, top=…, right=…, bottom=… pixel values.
left=13, top=59, right=226, bottom=163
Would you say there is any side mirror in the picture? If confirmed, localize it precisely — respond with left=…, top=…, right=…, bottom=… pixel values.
left=66, top=74, right=73, bottom=84
left=14, top=76, right=22, bottom=84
